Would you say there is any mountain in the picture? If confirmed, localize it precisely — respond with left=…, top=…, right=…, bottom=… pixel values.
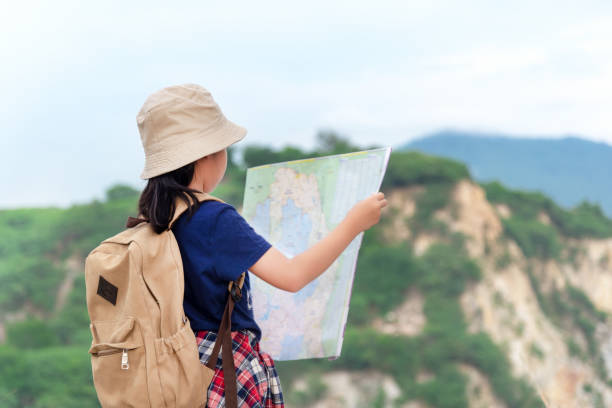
left=2, top=141, right=612, bottom=407
left=402, top=130, right=612, bottom=217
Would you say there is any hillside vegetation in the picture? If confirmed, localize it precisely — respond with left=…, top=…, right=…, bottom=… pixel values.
left=2, top=132, right=611, bottom=407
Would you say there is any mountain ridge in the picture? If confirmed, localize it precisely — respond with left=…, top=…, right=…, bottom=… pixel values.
left=402, top=130, right=612, bottom=217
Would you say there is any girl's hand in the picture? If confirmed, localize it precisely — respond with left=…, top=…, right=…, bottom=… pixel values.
left=346, top=192, right=388, bottom=232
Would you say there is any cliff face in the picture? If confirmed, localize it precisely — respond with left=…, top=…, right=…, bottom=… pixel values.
left=400, top=180, right=610, bottom=407
left=292, top=180, right=612, bottom=408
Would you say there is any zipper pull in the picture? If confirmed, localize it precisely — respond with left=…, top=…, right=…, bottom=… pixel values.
left=121, top=349, right=129, bottom=370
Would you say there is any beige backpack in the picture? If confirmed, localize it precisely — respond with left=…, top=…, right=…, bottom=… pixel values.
left=85, top=191, right=244, bottom=408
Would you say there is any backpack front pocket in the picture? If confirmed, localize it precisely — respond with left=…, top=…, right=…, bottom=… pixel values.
left=154, top=317, right=207, bottom=408
left=89, top=317, right=151, bottom=408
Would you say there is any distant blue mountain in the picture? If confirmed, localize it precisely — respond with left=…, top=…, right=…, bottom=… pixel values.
left=401, top=130, right=612, bottom=216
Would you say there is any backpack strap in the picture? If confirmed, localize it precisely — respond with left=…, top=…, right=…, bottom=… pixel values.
left=126, top=216, right=147, bottom=228
left=168, top=191, right=224, bottom=229
left=204, top=271, right=246, bottom=408
left=228, top=272, right=246, bottom=297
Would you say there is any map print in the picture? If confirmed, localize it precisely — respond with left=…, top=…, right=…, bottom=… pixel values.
left=241, top=147, right=391, bottom=360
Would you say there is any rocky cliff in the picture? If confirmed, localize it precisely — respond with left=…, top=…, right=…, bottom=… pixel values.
left=285, top=179, right=612, bottom=408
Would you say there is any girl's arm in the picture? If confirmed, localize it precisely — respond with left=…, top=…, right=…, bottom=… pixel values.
left=249, top=192, right=387, bottom=292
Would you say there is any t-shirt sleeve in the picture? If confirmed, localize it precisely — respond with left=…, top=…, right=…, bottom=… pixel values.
left=211, top=204, right=272, bottom=282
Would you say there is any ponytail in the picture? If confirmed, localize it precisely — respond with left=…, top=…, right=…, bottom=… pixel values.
left=137, top=161, right=203, bottom=234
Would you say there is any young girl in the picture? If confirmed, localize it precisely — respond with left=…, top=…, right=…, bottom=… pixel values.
left=135, top=84, right=387, bottom=407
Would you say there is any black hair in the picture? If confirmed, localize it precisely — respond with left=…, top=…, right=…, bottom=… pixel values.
left=137, top=161, right=203, bottom=234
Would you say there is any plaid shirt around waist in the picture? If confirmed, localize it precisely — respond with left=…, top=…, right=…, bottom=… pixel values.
left=195, top=329, right=284, bottom=408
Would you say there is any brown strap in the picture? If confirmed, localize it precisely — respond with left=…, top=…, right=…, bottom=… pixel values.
left=126, top=216, right=147, bottom=228
left=205, top=273, right=245, bottom=408
left=228, top=272, right=246, bottom=292
left=204, top=293, right=232, bottom=370
left=206, top=272, right=245, bottom=370
left=222, top=302, right=238, bottom=408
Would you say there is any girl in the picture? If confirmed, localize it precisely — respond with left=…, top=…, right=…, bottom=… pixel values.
left=135, top=84, right=387, bottom=407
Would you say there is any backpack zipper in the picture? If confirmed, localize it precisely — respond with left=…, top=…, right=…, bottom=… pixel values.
left=121, top=349, right=129, bottom=370
left=93, top=348, right=130, bottom=370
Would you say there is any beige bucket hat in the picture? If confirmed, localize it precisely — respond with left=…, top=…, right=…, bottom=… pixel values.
left=136, top=83, right=247, bottom=179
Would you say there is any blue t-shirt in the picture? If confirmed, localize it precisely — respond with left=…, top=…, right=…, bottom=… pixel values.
left=171, top=200, right=272, bottom=342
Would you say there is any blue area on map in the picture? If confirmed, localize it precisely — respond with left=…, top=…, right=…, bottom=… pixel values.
left=294, top=276, right=318, bottom=303
left=252, top=198, right=271, bottom=237
left=259, top=303, right=280, bottom=321
left=279, top=198, right=318, bottom=303
left=279, top=334, right=305, bottom=360
left=280, top=198, right=312, bottom=254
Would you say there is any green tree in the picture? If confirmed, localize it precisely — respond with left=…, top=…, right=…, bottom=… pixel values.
left=6, top=319, right=60, bottom=349
left=104, top=184, right=140, bottom=202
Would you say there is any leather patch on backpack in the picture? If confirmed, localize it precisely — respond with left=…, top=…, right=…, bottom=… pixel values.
left=97, top=276, right=118, bottom=305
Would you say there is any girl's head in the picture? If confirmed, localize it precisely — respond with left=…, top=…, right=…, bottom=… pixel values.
left=135, top=84, right=245, bottom=233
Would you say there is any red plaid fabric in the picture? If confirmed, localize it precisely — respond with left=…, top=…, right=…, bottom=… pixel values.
left=195, top=329, right=284, bottom=408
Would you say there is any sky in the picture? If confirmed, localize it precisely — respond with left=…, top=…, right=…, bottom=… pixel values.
left=1, top=1, right=611, bottom=208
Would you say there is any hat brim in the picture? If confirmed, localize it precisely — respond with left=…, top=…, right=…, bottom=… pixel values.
left=140, top=119, right=246, bottom=180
